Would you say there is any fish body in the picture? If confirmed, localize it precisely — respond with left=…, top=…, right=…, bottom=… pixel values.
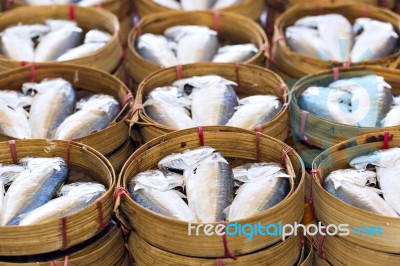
left=226, top=95, right=282, bottom=129
left=213, top=0, right=241, bottom=9
left=57, top=42, right=105, bottom=61
left=133, top=170, right=184, bottom=191
left=212, top=44, right=258, bottom=63
left=382, top=105, right=400, bottom=127
left=34, top=22, right=82, bottom=62
left=18, top=182, right=105, bottom=226
left=137, top=33, right=178, bottom=67
left=227, top=163, right=290, bottom=220
left=176, top=33, right=218, bottom=64
left=77, top=0, right=103, bottom=6
left=181, top=0, right=217, bottom=10
left=184, top=152, right=233, bottom=222
left=153, top=0, right=181, bottom=9
left=83, top=29, right=111, bottom=43
left=1, top=157, right=68, bottom=225
left=23, top=78, right=76, bottom=139
left=158, top=146, right=216, bottom=171
left=25, top=0, right=69, bottom=4
left=324, top=168, right=398, bottom=217
left=144, top=86, right=194, bottom=129
left=54, top=94, right=120, bottom=140
left=0, top=99, right=31, bottom=139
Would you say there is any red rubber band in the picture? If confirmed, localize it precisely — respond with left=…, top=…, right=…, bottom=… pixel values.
left=61, top=217, right=68, bottom=250
left=316, top=4, right=323, bottom=15
left=311, top=168, right=323, bottom=185
left=63, top=256, right=68, bottom=266
left=281, top=147, right=293, bottom=168
left=333, top=67, right=339, bottom=81
left=363, top=4, right=371, bottom=17
left=235, top=63, right=240, bottom=91
left=130, top=104, right=144, bottom=118
left=255, top=125, right=262, bottom=162
left=95, top=3, right=103, bottom=8
left=113, top=186, right=128, bottom=203
left=29, top=63, right=36, bottom=82
left=219, top=221, right=237, bottom=260
left=20, top=61, right=27, bottom=67
left=343, top=61, right=351, bottom=68
left=216, top=258, right=224, bottom=266
left=5, top=0, right=13, bottom=11
left=381, top=0, right=389, bottom=8
left=213, top=11, right=221, bottom=32
left=69, top=4, right=75, bottom=21
left=49, top=260, right=58, bottom=266
left=318, top=228, right=327, bottom=260
left=96, top=199, right=109, bottom=230
left=121, top=93, right=133, bottom=108
left=383, top=131, right=393, bottom=150
left=300, top=111, right=309, bottom=142
left=66, top=140, right=73, bottom=169
left=121, top=222, right=131, bottom=236
left=176, top=65, right=183, bottom=80
left=135, top=24, right=142, bottom=38
left=269, top=35, right=285, bottom=64
left=310, top=169, right=322, bottom=207
left=8, top=140, right=18, bottom=165
left=198, top=127, right=205, bottom=146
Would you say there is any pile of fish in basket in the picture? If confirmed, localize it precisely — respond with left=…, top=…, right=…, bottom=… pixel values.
left=1, top=0, right=400, bottom=265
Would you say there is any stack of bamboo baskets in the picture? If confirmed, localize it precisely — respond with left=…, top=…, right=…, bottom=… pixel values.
left=116, top=127, right=308, bottom=265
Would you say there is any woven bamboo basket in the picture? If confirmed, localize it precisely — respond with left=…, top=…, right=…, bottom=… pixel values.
left=0, top=225, right=126, bottom=265
left=133, top=0, right=264, bottom=20
left=0, top=64, right=132, bottom=155
left=299, top=238, right=313, bottom=266
left=5, top=0, right=131, bottom=20
left=126, top=11, right=268, bottom=84
left=0, top=5, right=122, bottom=74
left=273, top=3, right=400, bottom=78
left=116, top=126, right=305, bottom=257
left=0, top=139, right=115, bottom=256
left=266, top=0, right=395, bottom=11
left=120, top=12, right=132, bottom=46
left=312, top=131, right=400, bottom=254
left=107, top=140, right=135, bottom=174
left=129, top=230, right=302, bottom=265
left=313, top=232, right=400, bottom=266
left=291, top=66, right=400, bottom=150
left=132, top=62, right=289, bottom=143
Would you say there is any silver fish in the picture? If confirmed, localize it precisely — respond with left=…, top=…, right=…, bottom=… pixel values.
left=184, top=152, right=233, bottom=222
left=25, top=0, right=69, bottom=4
left=137, top=33, right=178, bottom=67
left=83, top=29, right=111, bottom=44
left=23, top=78, right=76, bottom=139
left=153, top=0, right=181, bottom=9
left=144, top=86, right=194, bottom=130
left=0, top=164, right=26, bottom=221
left=382, top=105, right=400, bottom=127
left=0, top=97, right=31, bottom=139
left=34, top=21, right=82, bottom=62
left=1, top=157, right=69, bottom=225
left=158, top=146, right=216, bottom=171
left=181, top=0, right=217, bottom=10
left=133, top=170, right=184, bottom=191
left=324, top=168, right=398, bottom=217
left=57, top=43, right=105, bottom=61
left=227, top=163, right=290, bottom=220
left=350, top=148, right=400, bottom=215
left=129, top=170, right=195, bottom=222
left=212, top=0, right=242, bottom=9
left=172, top=74, right=236, bottom=92
left=212, top=44, right=258, bottom=63
left=226, top=95, right=282, bottom=129
left=18, top=182, right=106, bottom=226
left=77, top=0, right=104, bottom=6
left=54, top=94, right=120, bottom=140
left=191, top=82, right=238, bottom=126
left=295, top=14, right=353, bottom=62
left=351, top=18, right=398, bottom=63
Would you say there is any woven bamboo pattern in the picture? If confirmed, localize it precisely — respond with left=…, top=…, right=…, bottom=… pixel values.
left=132, top=62, right=289, bottom=143
left=266, top=0, right=395, bottom=11
left=116, top=126, right=305, bottom=257
left=273, top=3, right=400, bottom=78
left=0, top=139, right=115, bottom=256
left=0, top=63, right=132, bottom=155
left=0, top=5, right=122, bottom=74
left=107, top=140, right=135, bottom=174
left=126, top=11, right=268, bottom=84
left=312, top=131, right=400, bottom=254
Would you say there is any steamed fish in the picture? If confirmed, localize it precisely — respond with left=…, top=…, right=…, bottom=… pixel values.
left=137, top=33, right=178, bottom=67
left=158, top=146, right=216, bottom=171
left=212, top=44, right=258, bottom=63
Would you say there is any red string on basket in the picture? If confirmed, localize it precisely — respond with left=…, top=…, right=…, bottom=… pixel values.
left=310, top=169, right=321, bottom=207
left=333, top=67, right=339, bottom=81
left=363, top=4, right=371, bottom=17
left=8, top=140, right=18, bottom=165
left=269, top=35, right=285, bottom=63
left=69, top=4, right=75, bottom=21
left=198, top=126, right=205, bottom=146
left=235, top=63, right=240, bottom=91
left=20, top=62, right=36, bottom=82
left=219, top=221, right=237, bottom=260
left=318, top=228, right=327, bottom=260
left=5, top=0, right=13, bottom=11
left=381, top=0, right=389, bottom=8
left=49, top=260, right=58, bottom=266
left=61, top=217, right=68, bottom=250
left=113, top=187, right=128, bottom=203
left=135, top=24, right=142, bottom=38
left=66, top=140, right=74, bottom=169
left=316, top=4, right=323, bottom=15
left=300, top=111, right=310, bottom=143
left=130, top=104, right=144, bottom=118
left=343, top=61, right=351, bottom=68
left=213, top=11, right=221, bottom=32
left=121, top=93, right=133, bottom=108
left=216, top=258, right=224, bottom=266
left=383, top=131, right=393, bottom=150
left=117, top=29, right=126, bottom=60
left=280, top=83, right=287, bottom=98
left=96, top=199, right=109, bottom=230
left=281, top=147, right=293, bottom=168
left=176, top=65, right=183, bottom=80
left=255, top=125, right=262, bottom=162
left=63, top=256, right=69, bottom=266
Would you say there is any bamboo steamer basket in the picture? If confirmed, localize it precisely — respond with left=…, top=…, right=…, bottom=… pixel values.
left=299, top=238, right=313, bottom=266
left=106, top=140, right=135, bottom=174
left=126, top=11, right=268, bottom=84
left=0, top=139, right=115, bottom=256
left=5, top=0, right=131, bottom=20
left=120, top=12, right=132, bottom=46
left=313, top=232, right=400, bottom=266
left=266, top=0, right=395, bottom=11
left=112, top=59, right=126, bottom=83
left=133, top=0, right=265, bottom=20
left=0, top=225, right=126, bottom=265
left=291, top=66, right=400, bottom=150
left=273, top=3, right=400, bottom=78
left=129, top=230, right=302, bottom=265
left=116, top=126, right=305, bottom=257
left=0, top=5, right=122, bottom=74
left=133, top=62, right=289, bottom=143
left=311, top=131, right=400, bottom=254
left=0, top=64, right=132, bottom=155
